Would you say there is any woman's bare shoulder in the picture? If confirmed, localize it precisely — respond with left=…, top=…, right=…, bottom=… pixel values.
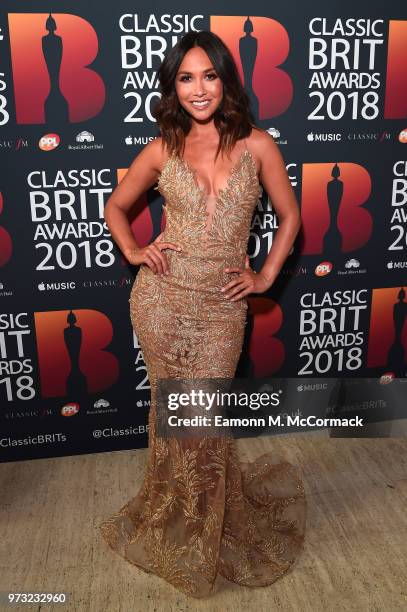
left=247, top=126, right=277, bottom=150
left=246, top=126, right=280, bottom=168
left=137, top=136, right=171, bottom=173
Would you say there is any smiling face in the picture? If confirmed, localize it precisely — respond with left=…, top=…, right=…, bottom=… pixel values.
left=175, top=46, right=223, bottom=122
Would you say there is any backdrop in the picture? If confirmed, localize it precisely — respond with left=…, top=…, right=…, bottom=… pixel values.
left=1, top=1, right=406, bottom=462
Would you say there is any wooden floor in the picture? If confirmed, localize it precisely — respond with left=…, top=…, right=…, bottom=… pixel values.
left=1, top=432, right=406, bottom=612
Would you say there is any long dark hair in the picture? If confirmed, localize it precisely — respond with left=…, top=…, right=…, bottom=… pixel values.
left=153, top=30, right=256, bottom=160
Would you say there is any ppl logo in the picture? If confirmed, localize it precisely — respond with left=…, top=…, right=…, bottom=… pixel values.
left=399, top=129, right=407, bottom=143
left=8, top=13, right=105, bottom=124
left=61, top=402, right=80, bottom=416
left=211, top=15, right=292, bottom=122
left=300, top=162, right=372, bottom=256
left=379, top=372, right=395, bottom=384
left=39, top=133, right=60, bottom=151
left=315, top=261, right=333, bottom=277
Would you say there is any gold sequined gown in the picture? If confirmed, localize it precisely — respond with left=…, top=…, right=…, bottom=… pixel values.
left=100, top=140, right=307, bottom=598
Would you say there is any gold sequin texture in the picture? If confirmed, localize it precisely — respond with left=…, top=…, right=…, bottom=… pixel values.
left=99, top=143, right=307, bottom=598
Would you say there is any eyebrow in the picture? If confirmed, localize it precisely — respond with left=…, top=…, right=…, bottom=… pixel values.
left=177, top=68, right=216, bottom=75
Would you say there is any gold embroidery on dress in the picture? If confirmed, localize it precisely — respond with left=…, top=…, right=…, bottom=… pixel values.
left=99, top=141, right=307, bottom=598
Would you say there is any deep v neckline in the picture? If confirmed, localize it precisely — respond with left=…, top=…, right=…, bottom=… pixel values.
left=173, top=147, right=256, bottom=203
left=157, top=146, right=259, bottom=241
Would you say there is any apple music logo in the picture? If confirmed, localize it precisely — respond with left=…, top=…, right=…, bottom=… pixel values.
left=38, top=281, right=76, bottom=291
left=307, top=132, right=342, bottom=142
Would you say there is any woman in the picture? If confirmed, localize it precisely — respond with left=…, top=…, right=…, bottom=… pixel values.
left=100, top=30, right=306, bottom=598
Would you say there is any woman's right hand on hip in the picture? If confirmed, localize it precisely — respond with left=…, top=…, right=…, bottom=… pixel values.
left=124, top=232, right=182, bottom=275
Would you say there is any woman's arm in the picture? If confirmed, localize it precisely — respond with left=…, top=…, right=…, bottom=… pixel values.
left=254, top=130, right=302, bottom=287
left=104, top=137, right=165, bottom=260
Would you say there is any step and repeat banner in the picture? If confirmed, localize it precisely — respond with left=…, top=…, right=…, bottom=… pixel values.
left=0, top=2, right=406, bottom=462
